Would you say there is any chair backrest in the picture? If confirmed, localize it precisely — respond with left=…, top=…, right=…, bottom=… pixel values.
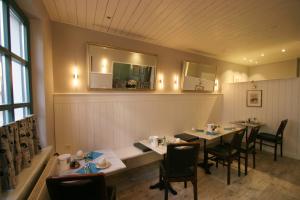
left=230, top=128, right=246, bottom=152
left=46, top=173, right=108, bottom=200
left=247, top=126, right=260, bottom=147
left=276, top=119, right=288, bottom=138
left=165, top=142, right=200, bottom=177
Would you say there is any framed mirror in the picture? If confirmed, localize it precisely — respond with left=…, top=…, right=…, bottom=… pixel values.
left=87, top=44, right=157, bottom=90
left=181, top=61, right=217, bottom=92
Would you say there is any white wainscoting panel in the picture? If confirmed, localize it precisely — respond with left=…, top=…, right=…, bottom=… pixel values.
left=54, top=93, right=223, bottom=154
left=222, top=78, right=300, bottom=159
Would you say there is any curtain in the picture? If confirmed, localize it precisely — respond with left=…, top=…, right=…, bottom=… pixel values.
left=0, top=115, right=41, bottom=191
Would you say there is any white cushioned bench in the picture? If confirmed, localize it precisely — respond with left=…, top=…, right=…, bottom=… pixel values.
left=114, top=146, right=161, bottom=170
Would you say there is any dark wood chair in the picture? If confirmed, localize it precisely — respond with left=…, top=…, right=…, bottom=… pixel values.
left=257, top=119, right=288, bottom=161
left=206, top=128, right=246, bottom=185
left=46, top=173, right=116, bottom=200
left=240, top=126, right=260, bottom=175
left=160, top=142, right=200, bottom=200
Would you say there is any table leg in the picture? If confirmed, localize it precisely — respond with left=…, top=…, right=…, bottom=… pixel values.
left=198, top=139, right=213, bottom=174
left=245, top=126, right=249, bottom=143
left=149, top=182, right=177, bottom=195
left=149, top=156, right=177, bottom=195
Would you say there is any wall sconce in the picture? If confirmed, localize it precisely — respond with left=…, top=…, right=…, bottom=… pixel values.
left=214, top=79, right=219, bottom=92
left=158, top=73, right=164, bottom=90
left=101, top=58, right=108, bottom=73
left=72, top=66, right=79, bottom=87
left=173, top=75, right=179, bottom=90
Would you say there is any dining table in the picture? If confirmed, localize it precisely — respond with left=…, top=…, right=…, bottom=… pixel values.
left=184, top=124, right=244, bottom=174
left=231, top=120, right=264, bottom=142
left=57, top=149, right=126, bottom=176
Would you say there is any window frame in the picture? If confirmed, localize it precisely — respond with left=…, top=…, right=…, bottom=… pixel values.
left=0, top=0, right=32, bottom=124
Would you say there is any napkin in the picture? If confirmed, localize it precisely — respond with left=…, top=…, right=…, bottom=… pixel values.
left=206, top=131, right=218, bottom=135
left=76, top=163, right=101, bottom=174
left=86, top=151, right=103, bottom=160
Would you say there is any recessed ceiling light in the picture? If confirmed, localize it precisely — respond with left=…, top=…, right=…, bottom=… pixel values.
left=243, top=57, right=247, bottom=61
left=260, top=53, right=264, bottom=57
left=249, top=59, right=253, bottom=63
left=281, top=49, right=286, bottom=53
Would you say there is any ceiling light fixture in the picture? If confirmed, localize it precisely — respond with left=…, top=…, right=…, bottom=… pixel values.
left=260, top=53, right=264, bottom=57
left=281, top=49, right=286, bottom=53
left=243, top=57, right=247, bottom=61
left=249, top=59, right=253, bottom=63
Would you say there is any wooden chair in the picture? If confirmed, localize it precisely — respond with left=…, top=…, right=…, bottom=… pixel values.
left=46, top=173, right=116, bottom=200
left=240, top=126, right=260, bottom=175
left=160, top=142, right=200, bottom=200
left=206, top=128, right=246, bottom=185
left=257, top=119, right=288, bottom=161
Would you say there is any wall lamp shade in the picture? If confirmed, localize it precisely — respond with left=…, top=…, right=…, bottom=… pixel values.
left=72, top=67, right=79, bottom=87
left=158, top=73, right=164, bottom=90
left=173, top=75, right=179, bottom=90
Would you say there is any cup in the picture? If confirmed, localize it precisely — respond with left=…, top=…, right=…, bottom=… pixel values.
left=149, top=136, right=159, bottom=147
left=58, top=154, right=71, bottom=171
left=97, top=158, right=107, bottom=167
left=76, top=150, right=84, bottom=158
left=207, top=123, right=214, bottom=132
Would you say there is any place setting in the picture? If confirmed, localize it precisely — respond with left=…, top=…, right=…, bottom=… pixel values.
left=57, top=150, right=113, bottom=176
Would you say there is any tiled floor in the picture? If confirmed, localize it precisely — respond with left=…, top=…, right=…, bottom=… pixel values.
left=108, top=151, right=300, bottom=200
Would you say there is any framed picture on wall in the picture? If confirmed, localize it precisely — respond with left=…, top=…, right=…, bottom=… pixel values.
left=247, top=90, right=262, bottom=107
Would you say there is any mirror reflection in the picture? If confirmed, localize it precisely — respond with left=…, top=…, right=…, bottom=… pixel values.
left=181, top=61, right=217, bottom=92
left=112, top=62, right=155, bottom=89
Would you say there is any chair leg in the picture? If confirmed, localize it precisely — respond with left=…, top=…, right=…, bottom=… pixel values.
left=238, top=154, right=241, bottom=177
left=253, top=152, right=256, bottom=168
left=260, top=139, right=262, bottom=151
left=227, top=160, right=231, bottom=185
left=245, top=153, right=248, bottom=175
left=193, top=180, right=198, bottom=200
left=280, top=142, right=283, bottom=157
left=184, top=181, right=187, bottom=188
left=274, top=144, right=277, bottom=161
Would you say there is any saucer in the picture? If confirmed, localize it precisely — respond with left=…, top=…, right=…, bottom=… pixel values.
left=96, top=161, right=111, bottom=169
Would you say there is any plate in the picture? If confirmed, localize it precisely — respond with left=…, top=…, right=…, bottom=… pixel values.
left=96, top=161, right=111, bottom=169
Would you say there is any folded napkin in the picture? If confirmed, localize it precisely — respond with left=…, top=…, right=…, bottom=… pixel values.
left=76, top=163, right=101, bottom=174
left=206, top=131, right=218, bottom=135
left=86, top=151, right=103, bottom=160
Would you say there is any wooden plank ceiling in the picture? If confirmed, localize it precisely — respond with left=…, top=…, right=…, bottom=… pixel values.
left=42, top=0, right=300, bottom=66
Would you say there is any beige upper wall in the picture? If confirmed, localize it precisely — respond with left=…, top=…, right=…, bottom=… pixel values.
left=52, top=22, right=248, bottom=93
left=249, top=59, right=299, bottom=81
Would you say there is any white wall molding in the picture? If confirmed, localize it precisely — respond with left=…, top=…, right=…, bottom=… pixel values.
left=54, top=93, right=223, bottom=154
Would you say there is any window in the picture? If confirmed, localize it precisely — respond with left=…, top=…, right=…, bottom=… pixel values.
left=0, top=0, right=32, bottom=126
